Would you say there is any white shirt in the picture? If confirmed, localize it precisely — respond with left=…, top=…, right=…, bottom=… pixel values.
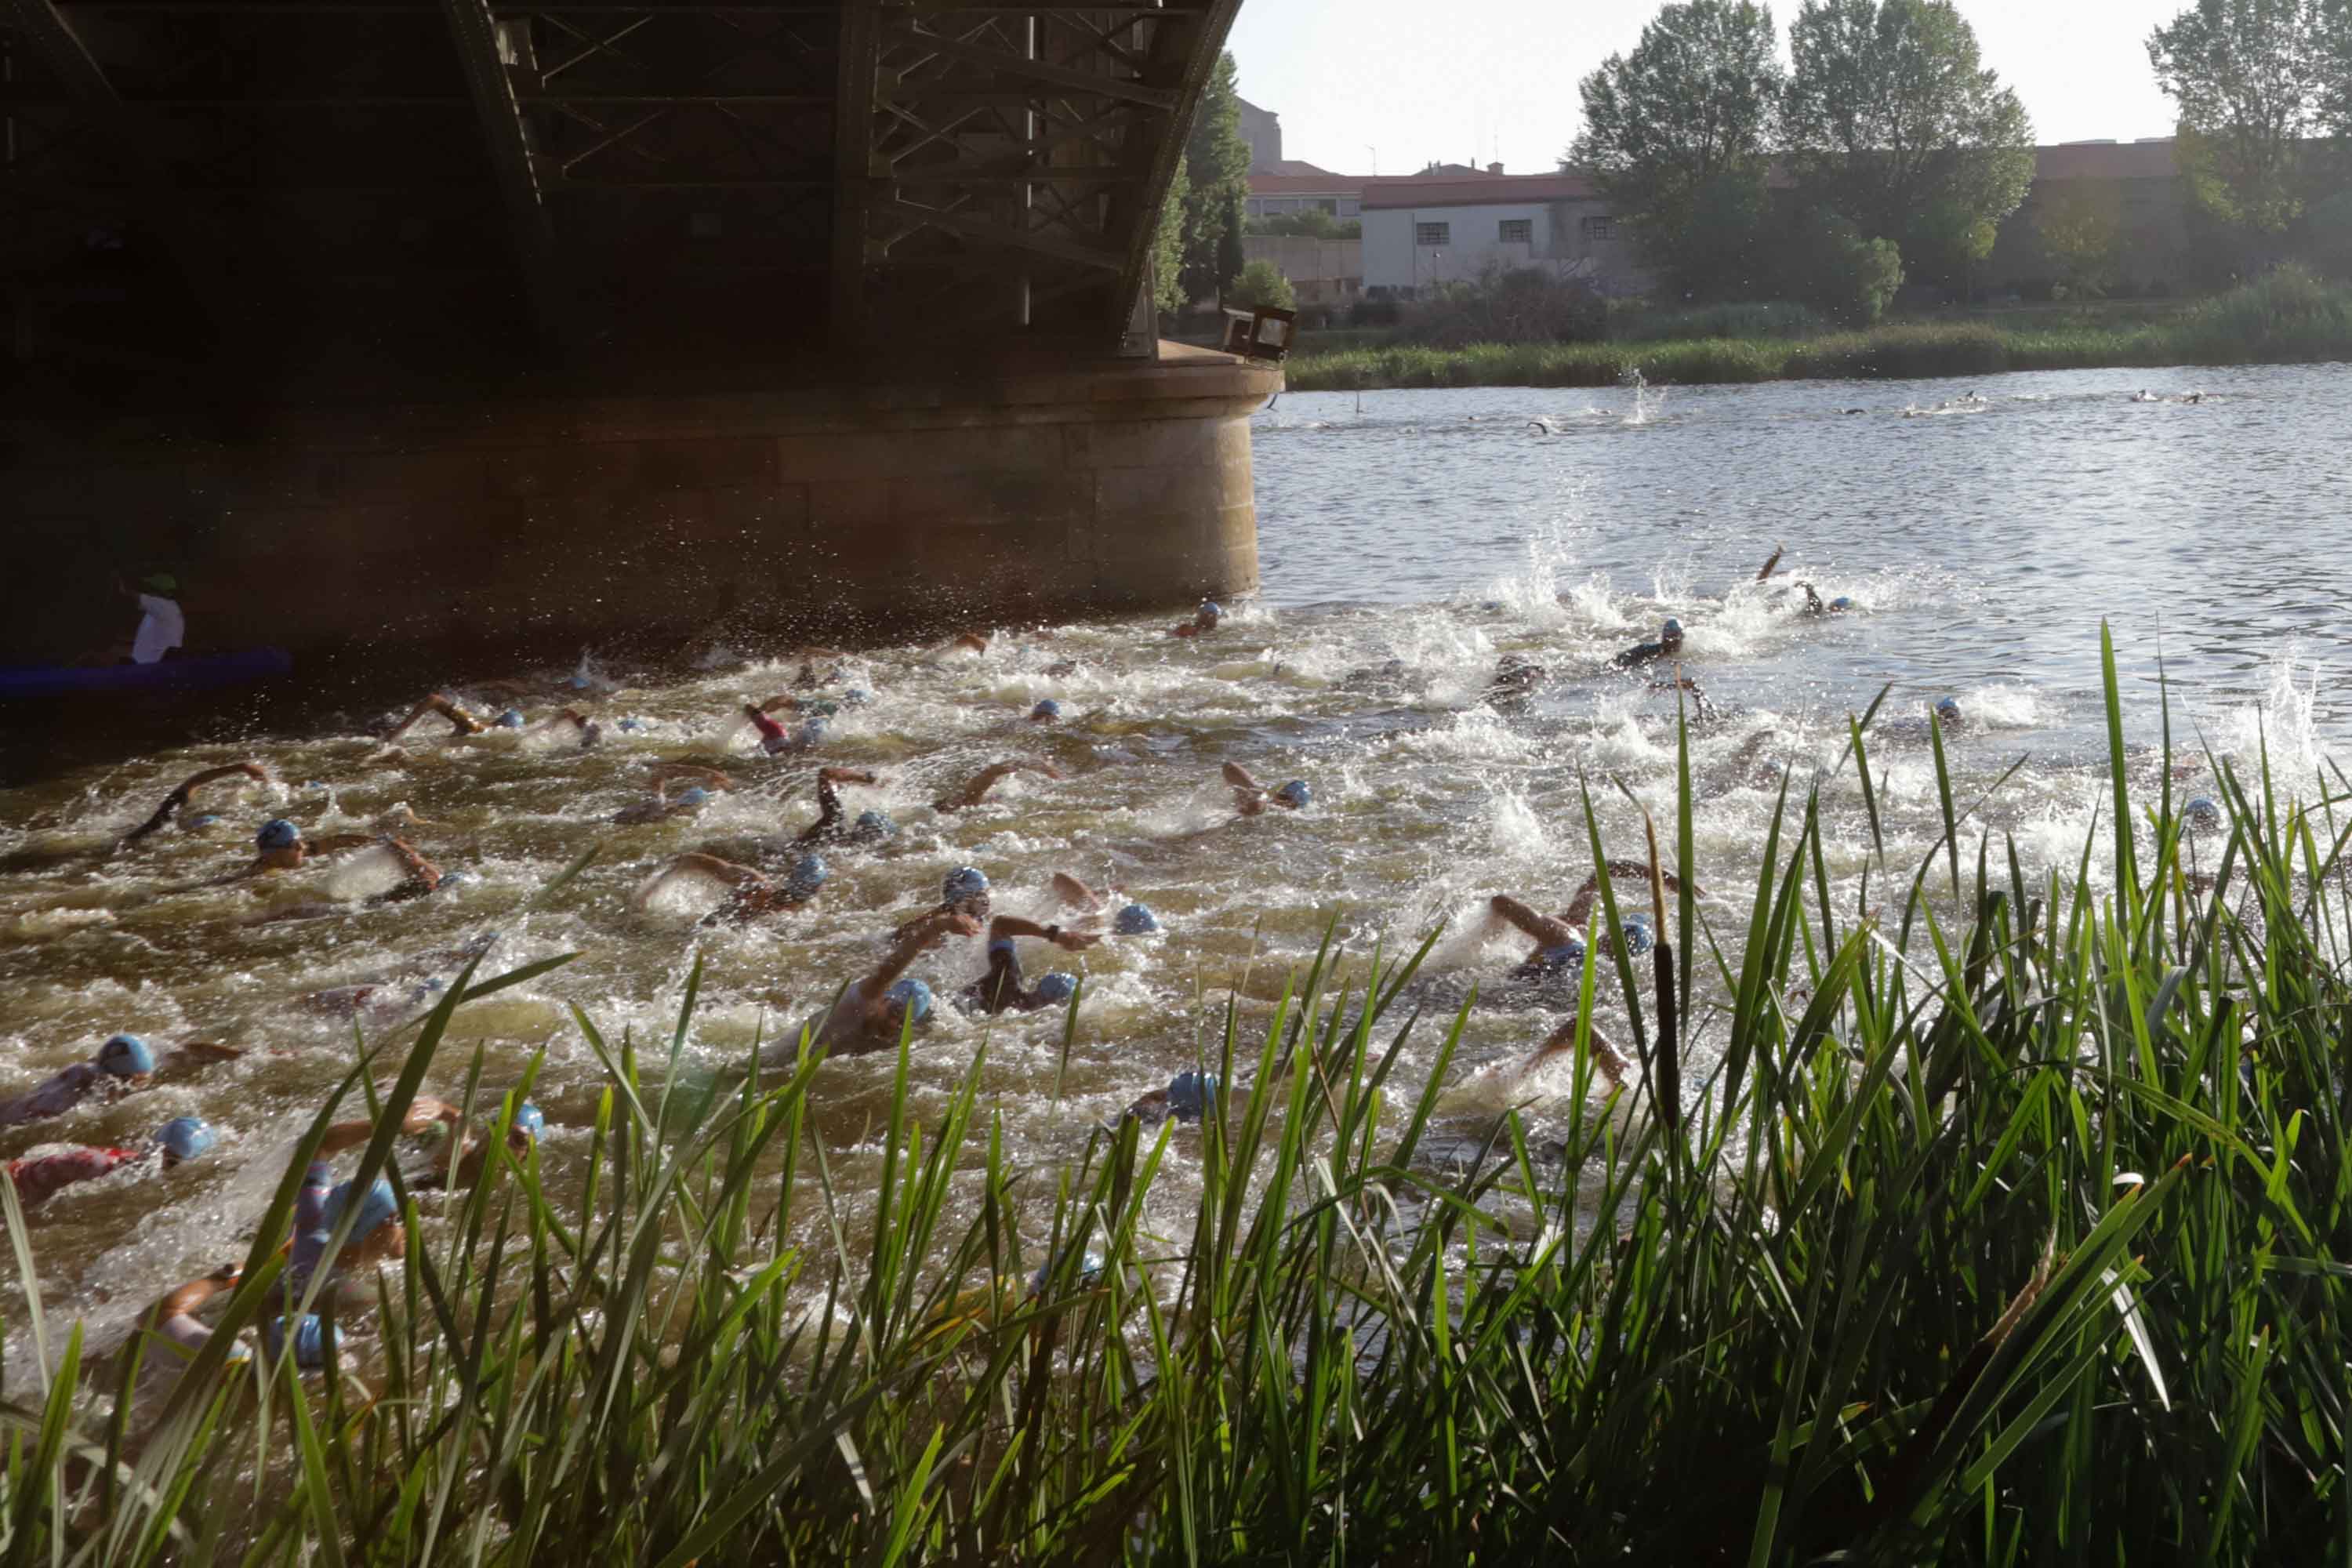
left=132, top=594, right=184, bottom=665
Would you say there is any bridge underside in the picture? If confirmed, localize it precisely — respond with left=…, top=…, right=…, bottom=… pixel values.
left=2, top=0, right=1240, bottom=413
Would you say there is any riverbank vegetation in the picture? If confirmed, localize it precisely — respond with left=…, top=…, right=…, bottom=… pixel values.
left=1285, top=266, right=2352, bottom=390
left=5, top=646, right=2349, bottom=1562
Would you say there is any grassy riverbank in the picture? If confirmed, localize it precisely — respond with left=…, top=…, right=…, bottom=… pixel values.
left=9, top=643, right=2350, bottom=1562
left=1285, top=268, right=2352, bottom=390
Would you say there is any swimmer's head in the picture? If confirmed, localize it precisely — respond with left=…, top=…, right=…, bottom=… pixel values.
left=1273, top=780, right=1312, bottom=811
left=1935, top=696, right=1962, bottom=728
left=787, top=853, right=829, bottom=901
left=1166, top=1069, right=1221, bottom=1121
left=98, top=1033, right=154, bottom=1077
left=674, top=786, right=712, bottom=809
left=797, top=717, right=828, bottom=746
left=1618, top=914, right=1654, bottom=956
left=2184, top=796, right=2224, bottom=835
left=264, top=1314, right=342, bottom=1371
left=1828, top=596, right=1853, bottom=612
left=1029, top=699, right=1062, bottom=723
left=503, top=1102, right=546, bottom=1145
left=1030, top=971, right=1078, bottom=1007
left=1530, top=937, right=1587, bottom=978
left=883, top=978, right=934, bottom=1030
left=803, top=699, right=840, bottom=718
left=942, top=866, right=990, bottom=908
left=843, top=688, right=872, bottom=707
left=322, top=1174, right=403, bottom=1261
left=495, top=709, right=527, bottom=729
left=256, top=818, right=301, bottom=852
left=851, top=809, right=897, bottom=844
left=434, top=869, right=476, bottom=891
left=1196, top=600, right=1224, bottom=628
left=1112, top=902, right=1160, bottom=936
left=156, top=1116, right=216, bottom=1165
left=1029, top=1248, right=1105, bottom=1296
left=1661, top=618, right=1684, bottom=648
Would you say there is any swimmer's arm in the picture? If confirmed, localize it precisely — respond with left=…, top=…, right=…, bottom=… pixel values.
left=988, top=914, right=1099, bottom=951
left=1756, top=544, right=1784, bottom=583
left=1563, top=863, right=1689, bottom=927
left=1797, top=581, right=1824, bottom=615
left=646, top=763, right=735, bottom=792
left=317, top=1096, right=463, bottom=1156
left=151, top=1264, right=242, bottom=1326
left=934, top=760, right=1058, bottom=813
left=861, top=909, right=982, bottom=1002
left=1487, top=894, right=1577, bottom=949
left=1223, top=761, right=1269, bottom=814
left=387, top=693, right=484, bottom=740
left=1051, top=873, right=1102, bottom=911
left=818, top=767, right=879, bottom=788
left=379, top=837, right=442, bottom=895
left=757, top=694, right=804, bottom=715
left=122, top=762, right=270, bottom=844
left=302, top=833, right=378, bottom=858
left=664, top=851, right=769, bottom=891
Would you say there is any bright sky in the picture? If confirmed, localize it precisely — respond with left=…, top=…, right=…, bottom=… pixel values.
left=1226, top=1, right=2183, bottom=176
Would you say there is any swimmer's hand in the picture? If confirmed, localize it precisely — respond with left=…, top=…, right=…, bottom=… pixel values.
left=1050, top=927, right=1099, bottom=952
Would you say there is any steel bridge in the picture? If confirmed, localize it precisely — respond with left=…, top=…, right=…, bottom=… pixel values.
left=2, top=0, right=1242, bottom=401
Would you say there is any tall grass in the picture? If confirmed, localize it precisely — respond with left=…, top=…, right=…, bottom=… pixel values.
left=3, top=634, right=2350, bottom=1562
left=1285, top=267, right=2352, bottom=390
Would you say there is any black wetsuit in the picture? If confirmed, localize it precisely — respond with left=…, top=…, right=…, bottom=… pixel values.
left=1611, top=638, right=1679, bottom=670
left=796, top=776, right=851, bottom=844
left=964, top=938, right=1039, bottom=1014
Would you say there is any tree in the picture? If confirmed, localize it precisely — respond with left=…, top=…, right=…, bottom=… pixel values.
left=1781, top=0, right=2036, bottom=289
left=1778, top=208, right=1904, bottom=321
left=2035, top=183, right=2125, bottom=297
left=1225, top=260, right=1297, bottom=312
left=1570, top=1, right=1784, bottom=298
left=1174, top=52, right=1251, bottom=303
left=2147, top=0, right=2326, bottom=235
left=1151, top=157, right=1189, bottom=312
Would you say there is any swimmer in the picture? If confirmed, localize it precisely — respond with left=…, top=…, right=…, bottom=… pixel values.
left=1170, top=600, right=1224, bottom=638
left=1486, top=655, right=1548, bottom=703
left=119, top=762, right=271, bottom=845
left=235, top=828, right=443, bottom=920
left=797, top=767, right=884, bottom=843
left=4, top=1115, right=217, bottom=1209
left=1792, top=582, right=1854, bottom=616
left=1028, top=699, right=1063, bottom=724
left=0, top=1033, right=159, bottom=1130
left=1486, top=868, right=1684, bottom=976
left=891, top=866, right=993, bottom=940
left=933, top=759, right=1063, bottom=814
left=2183, top=795, right=2225, bottom=837
left=797, top=906, right=984, bottom=1057
left=1222, top=763, right=1310, bottom=817
left=742, top=704, right=826, bottom=757
left=386, top=692, right=488, bottom=740
left=631, top=850, right=827, bottom=922
left=1650, top=674, right=1722, bottom=724
left=938, top=632, right=991, bottom=657
left=1610, top=619, right=1683, bottom=670
left=1511, top=1017, right=1638, bottom=1091
left=316, top=1094, right=543, bottom=1189
left=961, top=915, right=1098, bottom=1014
left=147, top=1265, right=345, bottom=1377
left=611, top=778, right=719, bottom=826
left=1874, top=696, right=1967, bottom=742
left=1123, top=1069, right=1222, bottom=1126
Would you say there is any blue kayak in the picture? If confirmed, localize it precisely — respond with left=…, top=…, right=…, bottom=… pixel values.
left=0, top=648, right=293, bottom=700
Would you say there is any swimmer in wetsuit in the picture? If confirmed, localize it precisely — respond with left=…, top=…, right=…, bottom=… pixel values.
left=234, top=821, right=444, bottom=921
left=1486, top=867, right=1682, bottom=978
left=1792, top=582, right=1855, bottom=616
left=1170, top=601, right=1224, bottom=638
left=1223, top=763, right=1311, bottom=817
left=119, top=763, right=272, bottom=845
left=890, top=866, right=994, bottom=942
left=1486, top=655, right=1548, bottom=703
left=797, top=768, right=882, bottom=842
left=4, top=1115, right=217, bottom=1209
left=1123, top=1069, right=1223, bottom=1126
left=795, top=906, right=984, bottom=1058
left=1873, top=695, right=1967, bottom=743
left=0, top=1033, right=162, bottom=1129
left=631, top=850, right=828, bottom=922
left=743, top=705, right=826, bottom=757
left=960, top=915, right=1098, bottom=1014
left=934, top=760, right=1062, bottom=814
left=1610, top=619, right=1683, bottom=670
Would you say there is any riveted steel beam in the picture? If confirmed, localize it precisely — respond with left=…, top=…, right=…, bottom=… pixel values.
left=440, top=0, right=566, bottom=339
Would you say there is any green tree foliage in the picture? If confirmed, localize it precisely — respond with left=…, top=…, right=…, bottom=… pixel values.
left=1226, top=259, right=1298, bottom=311
left=1247, top=210, right=1362, bottom=240
left=2147, top=0, right=2327, bottom=235
left=1571, top=1, right=1784, bottom=299
left=1152, top=157, right=1189, bottom=313
left=2308, top=189, right=2352, bottom=275
left=1781, top=0, right=2036, bottom=288
left=1779, top=207, right=1905, bottom=321
left=2036, top=183, right=2126, bottom=297
left=1176, top=52, right=1251, bottom=303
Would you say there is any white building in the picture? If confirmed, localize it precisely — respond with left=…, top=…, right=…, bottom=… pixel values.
left=1359, top=172, right=1648, bottom=298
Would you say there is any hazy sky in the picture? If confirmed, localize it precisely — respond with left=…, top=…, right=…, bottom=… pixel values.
left=1227, top=2, right=2183, bottom=176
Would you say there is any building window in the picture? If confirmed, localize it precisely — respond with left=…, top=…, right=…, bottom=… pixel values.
left=1338, top=198, right=1359, bottom=216
left=1498, top=218, right=1533, bottom=244
left=1415, top=221, right=1450, bottom=246
left=1246, top=198, right=1264, bottom=217
left=1581, top=214, right=1617, bottom=241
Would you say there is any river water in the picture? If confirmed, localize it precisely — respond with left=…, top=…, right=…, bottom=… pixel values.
left=2, top=361, right=2344, bottom=1378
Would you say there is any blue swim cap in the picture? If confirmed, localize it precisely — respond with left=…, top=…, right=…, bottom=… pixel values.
left=675, top=786, right=712, bottom=809
left=1198, top=600, right=1223, bottom=622
left=183, top=813, right=221, bottom=831
left=98, top=1033, right=154, bottom=1076
left=616, top=716, right=649, bottom=732
left=943, top=866, right=990, bottom=903
left=508, top=1102, right=545, bottom=1140
left=256, top=818, right=300, bottom=851
left=1112, top=902, right=1160, bottom=936
left=1829, top=596, right=1853, bottom=611
left=264, top=1315, right=342, bottom=1370
left=787, top=853, right=828, bottom=899
left=1166, top=1069, right=1221, bottom=1120
left=1936, top=696, right=1962, bottom=718
left=797, top=717, right=828, bottom=745
left=1031, top=971, right=1077, bottom=1006
left=1532, top=938, right=1587, bottom=977
left=156, top=1116, right=216, bottom=1163
left=1029, top=1248, right=1105, bottom=1295
left=1480, top=599, right=1505, bottom=611
left=884, top=978, right=933, bottom=1028
left=2184, top=796, right=2223, bottom=833
left=851, top=809, right=897, bottom=842
left=495, top=709, right=526, bottom=729
left=1619, top=914, right=1654, bottom=956
left=843, top=688, right=871, bottom=706
left=1030, top=699, right=1062, bottom=721
left=434, top=869, right=476, bottom=891
left=1274, top=779, right=1312, bottom=810
left=1662, top=618, right=1683, bottom=637
left=322, top=1174, right=400, bottom=1246
left=564, top=673, right=591, bottom=691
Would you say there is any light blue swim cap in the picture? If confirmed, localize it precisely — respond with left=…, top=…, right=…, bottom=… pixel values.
left=98, top=1033, right=154, bottom=1076
left=434, top=869, right=476, bottom=891
left=675, top=786, right=712, bottom=808
left=495, top=709, right=526, bottom=729
left=1031, top=971, right=1077, bottom=1006
left=1030, top=699, right=1062, bottom=721
left=264, top=1314, right=342, bottom=1370
left=796, top=717, right=829, bottom=746
left=1620, top=914, right=1655, bottom=956
left=1198, top=600, right=1224, bottom=622
left=943, top=866, right=990, bottom=903
left=183, top=813, right=221, bottom=831
left=564, top=673, right=591, bottom=691
left=1829, top=596, right=1854, bottom=612
left=1167, top=1069, right=1221, bottom=1120
left=851, top=809, right=897, bottom=842
left=156, top=1116, right=216, bottom=1162
left=322, top=1174, right=400, bottom=1246
left=1662, top=618, right=1683, bottom=637
left=1029, top=1248, right=1105, bottom=1296
left=616, top=716, right=649, bottom=732
left=1274, top=779, right=1312, bottom=810
left=787, top=853, right=828, bottom=899
left=2183, top=797, right=2223, bottom=833
left=1936, top=696, right=1962, bottom=718
left=257, top=818, right=300, bottom=851
left=1112, top=902, right=1160, bottom=936
left=508, top=1102, right=545, bottom=1140
left=884, top=978, right=933, bottom=1027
